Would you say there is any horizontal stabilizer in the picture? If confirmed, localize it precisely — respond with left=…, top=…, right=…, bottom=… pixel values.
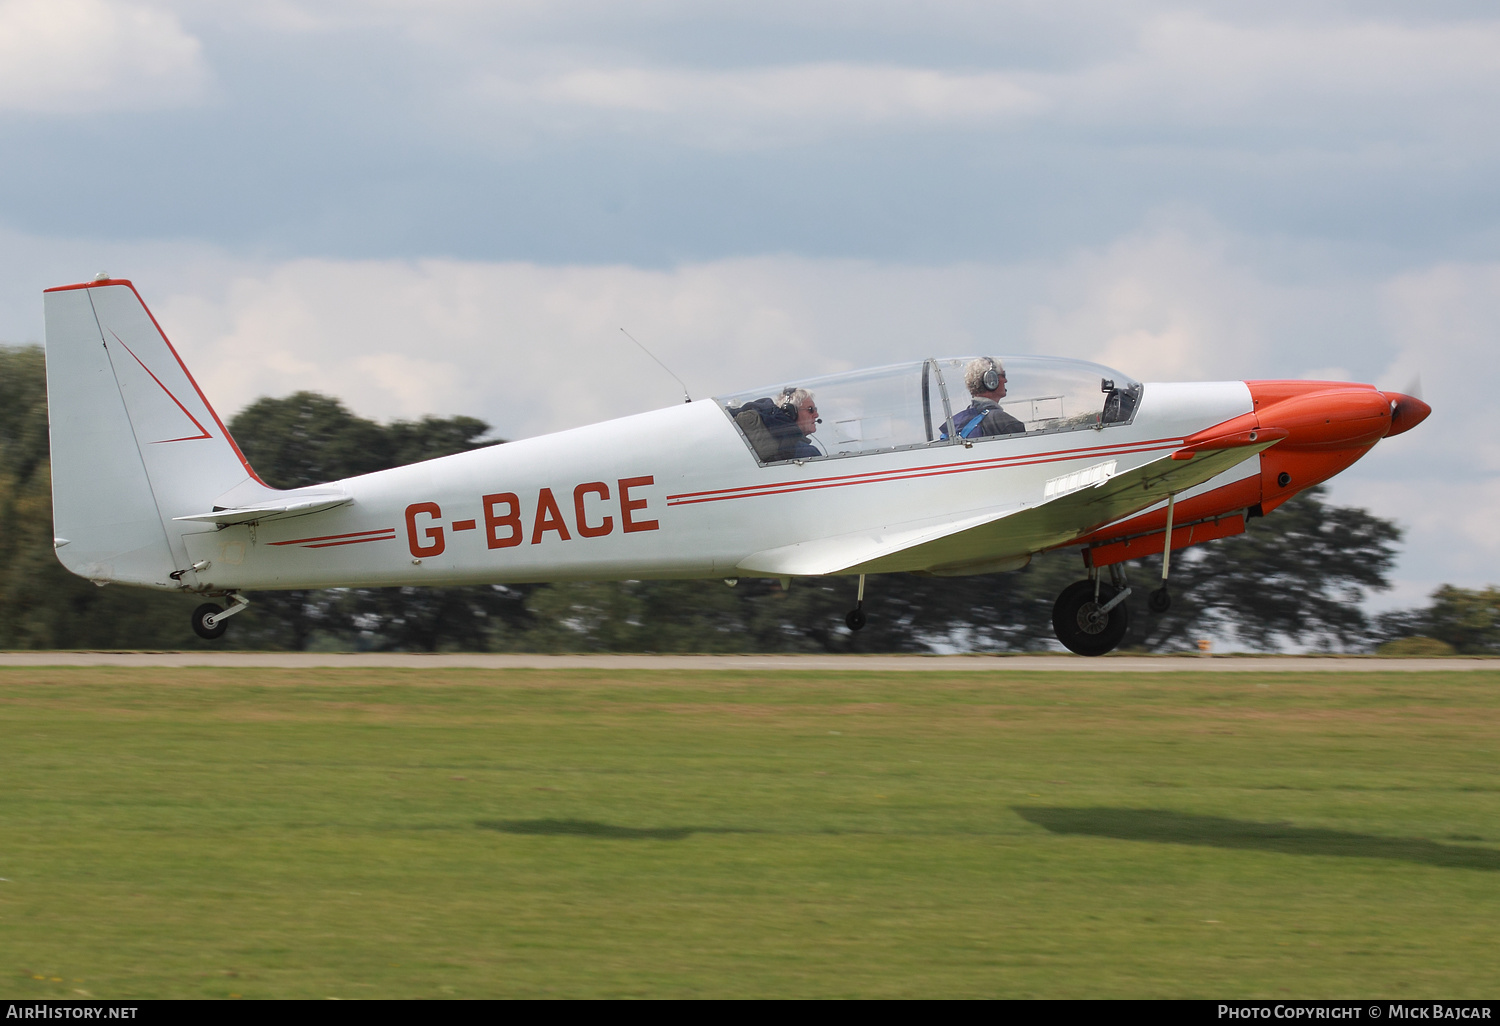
left=736, top=437, right=1275, bottom=577
left=174, top=493, right=352, bottom=526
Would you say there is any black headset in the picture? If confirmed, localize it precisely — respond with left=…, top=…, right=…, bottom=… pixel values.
left=779, top=387, right=799, bottom=417
left=779, top=388, right=822, bottom=425
left=978, top=357, right=1002, bottom=393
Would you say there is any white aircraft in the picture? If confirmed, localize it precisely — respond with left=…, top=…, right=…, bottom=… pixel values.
left=43, top=277, right=1430, bottom=655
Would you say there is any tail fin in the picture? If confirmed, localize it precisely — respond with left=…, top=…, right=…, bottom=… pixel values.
left=44, top=279, right=270, bottom=588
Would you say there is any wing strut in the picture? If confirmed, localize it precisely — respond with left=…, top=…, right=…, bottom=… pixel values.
left=1148, top=492, right=1176, bottom=613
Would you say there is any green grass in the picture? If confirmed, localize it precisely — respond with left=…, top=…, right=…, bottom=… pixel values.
left=1, top=667, right=1498, bottom=998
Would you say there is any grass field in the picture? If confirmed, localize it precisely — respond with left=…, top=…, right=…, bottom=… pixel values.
left=1, top=667, right=1498, bottom=999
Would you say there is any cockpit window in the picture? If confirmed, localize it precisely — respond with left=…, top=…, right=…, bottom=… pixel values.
left=718, top=356, right=1141, bottom=465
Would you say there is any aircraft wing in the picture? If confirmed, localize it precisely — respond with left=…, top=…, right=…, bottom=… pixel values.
left=736, top=436, right=1278, bottom=577
left=172, top=492, right=352, bottom=526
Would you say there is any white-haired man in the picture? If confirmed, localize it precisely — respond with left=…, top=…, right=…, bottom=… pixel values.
left=947, top=357, right=1024, bottom=439
left=735, top=386, right=821, bottom=462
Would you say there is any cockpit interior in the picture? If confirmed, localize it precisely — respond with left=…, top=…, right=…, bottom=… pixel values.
left=717, top=356, right=1142, bottom=465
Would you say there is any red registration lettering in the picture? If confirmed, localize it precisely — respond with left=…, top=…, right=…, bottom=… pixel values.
left=483, top=492, right=523, bottom=549
left=532, top=487, right=573, bottom=544
left=618, top=476, right=659, bottom=533
left=573, top=482, right=613, bottom=538
left=405, top=502, right=445, bottom=557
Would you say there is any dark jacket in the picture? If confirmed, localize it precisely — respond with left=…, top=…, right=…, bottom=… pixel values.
left=943, top=398, right=1025, bottom=439
left=735, top=399, right=819, bottom=462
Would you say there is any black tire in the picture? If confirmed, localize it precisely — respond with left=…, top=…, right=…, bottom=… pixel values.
left=192, top=603, right=228, bottom=641
left=1148, top=586, right=1171, bottom=613
left=1052, top=580, right=1130, bottom=657
left=846, top=608, right=867, bottom=631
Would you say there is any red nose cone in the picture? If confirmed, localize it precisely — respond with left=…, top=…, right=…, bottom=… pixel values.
left=1382, top=392, right=1431, bottom=438
left=1248, top=384, right=1392, bottom=451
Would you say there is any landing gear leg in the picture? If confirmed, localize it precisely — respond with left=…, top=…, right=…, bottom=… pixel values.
left=1149, top=492, right=1175, bottom=614
left=845, top=574, right=867, bottom=632
left=191, top=592, right=249, bottom=641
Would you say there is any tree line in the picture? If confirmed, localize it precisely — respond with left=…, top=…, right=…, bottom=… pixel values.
left=1, top=344, right=1492, bottom=653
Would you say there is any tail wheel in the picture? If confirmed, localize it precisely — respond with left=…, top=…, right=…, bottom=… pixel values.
left=1052, top=580, right=1130, bottom=657
left=191, top=603, right=229, bottom=641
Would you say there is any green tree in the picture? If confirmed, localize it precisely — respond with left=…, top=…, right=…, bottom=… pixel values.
left=1422, top=585, right=1500, bottom=652
left=352, top=584, right=535, bottom=652
left=1377, top=586, right=1500, bottom=654
left=519, top=577, right=880, bottom=654
left=511, top=568, right=1071, bottom=654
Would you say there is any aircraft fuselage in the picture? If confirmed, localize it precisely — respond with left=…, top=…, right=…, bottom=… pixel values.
left=182, top=381, right=1255, bottom=592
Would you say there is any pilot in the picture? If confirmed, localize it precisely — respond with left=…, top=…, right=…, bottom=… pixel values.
left=735, top=387, right=821, bottom=462
left=947, top=357, right=1024, bottom=439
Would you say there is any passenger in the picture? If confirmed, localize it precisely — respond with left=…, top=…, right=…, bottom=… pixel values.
left=946, top=357, right=1024, bottom=439
left=734, top=387, right=822, bottom=462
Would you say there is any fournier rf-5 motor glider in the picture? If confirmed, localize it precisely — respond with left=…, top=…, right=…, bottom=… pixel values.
left=43, top=277, right=1431, bottom=655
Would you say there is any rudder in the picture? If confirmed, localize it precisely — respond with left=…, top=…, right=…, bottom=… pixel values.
left=43, top=279, right=270, bottom=589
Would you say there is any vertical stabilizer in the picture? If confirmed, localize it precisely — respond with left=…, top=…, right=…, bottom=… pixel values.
left=44, top=279, right=268, bottom=588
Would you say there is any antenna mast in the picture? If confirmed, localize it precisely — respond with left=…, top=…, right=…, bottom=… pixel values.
left=620, top=328, right=692, bottom=404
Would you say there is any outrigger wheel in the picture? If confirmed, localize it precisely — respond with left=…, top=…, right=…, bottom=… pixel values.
left=845, top=573, right=868, bottom=632
left=1052, top=580, right=1130, bottom=657
left=191, top=603, right=229, bottom=641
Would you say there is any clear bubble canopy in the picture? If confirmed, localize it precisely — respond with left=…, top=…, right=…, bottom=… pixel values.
left=717, top=356, right=1142, bottom=464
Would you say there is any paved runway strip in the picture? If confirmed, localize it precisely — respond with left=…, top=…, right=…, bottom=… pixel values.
left=0, top=652, right=1492, bottom=671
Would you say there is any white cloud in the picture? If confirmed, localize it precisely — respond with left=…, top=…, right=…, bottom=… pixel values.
left=492, top=62, right=1044, bottom=145
left=0, top=0, right=210, bottom=114
left=1028, top=230, right=1275, bottom=383
left=0, top=222, right=1462, bottom=438
left=1377, top=261, right=1500, bottom=474
left=1062, top=14, right=1500, bottom=134
left=358, top=7, right=1500, bottom=150
left=23, top=2, right=1485, bottom=156
left=1331, top=475, right=1500, bottom=606
left=155, top=256, right=944, bottom=436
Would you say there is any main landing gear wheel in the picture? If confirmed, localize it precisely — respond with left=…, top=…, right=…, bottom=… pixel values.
left=191, top=603, right=228, bottom=641
left=1052, top=580, right=1130, bottom=657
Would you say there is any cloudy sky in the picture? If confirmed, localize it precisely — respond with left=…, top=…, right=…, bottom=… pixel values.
left=2, top=0, right=1497, bottom=608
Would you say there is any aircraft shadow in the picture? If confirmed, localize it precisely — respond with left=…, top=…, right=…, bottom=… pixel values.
left=476, top=818, right=750, bottom=841
left=1014, top=807, right=1500, bottom=872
